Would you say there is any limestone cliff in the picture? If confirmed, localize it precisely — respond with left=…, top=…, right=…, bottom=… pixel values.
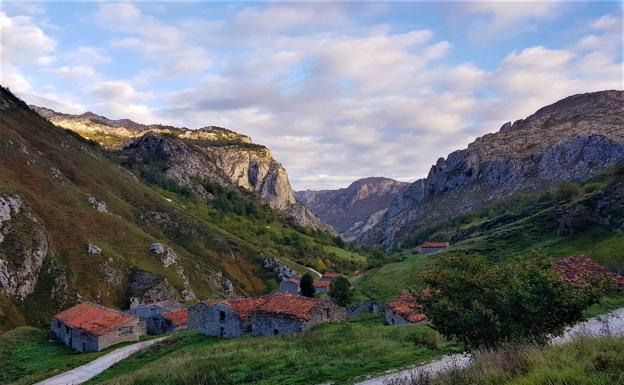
left=31, top=106, right=329, bottom=231
left=295, top=177, right=408, bottom=240
left=359, top=90, right=624, bottom=249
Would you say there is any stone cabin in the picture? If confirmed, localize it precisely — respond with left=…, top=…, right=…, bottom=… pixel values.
left=125, top=300, right=183, bottom=335
left=161, top=309, right=188, bottom=332
left=279, top=277, right=300, bottom=294
left=419, top=241, right=450, bottom=254
left=51, top=302, right=145, bottom=352
left=385, top=291, right=427, bottom=326
left=320, top=272, right=340, bottom=282
left=313, top=280, right=331, bottom=294
left=189, top=292, right=345, bottom=338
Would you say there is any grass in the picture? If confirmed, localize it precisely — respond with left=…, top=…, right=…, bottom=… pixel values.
left=584, top=291, right=624, bottom=318
left=0, top=326, right=153, bottom=385
left=388, top=336, right=624, bottom=385
left=86, top=314, right=462, bottom=385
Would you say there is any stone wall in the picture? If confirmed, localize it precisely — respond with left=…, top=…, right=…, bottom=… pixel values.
left=251, top=313, right=304, bottom=336
left=51, top=317, right=145, bottom=352
left=384, top=308, right=411, bottom=326
left=347, top=300, right=381, bottom=318
left=279, top=281, right=299, bottom=294
left=188, top=302, right=245, bottom=338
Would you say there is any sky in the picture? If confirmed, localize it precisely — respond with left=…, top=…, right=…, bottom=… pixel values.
left=1, top=1, right=623, bottom=190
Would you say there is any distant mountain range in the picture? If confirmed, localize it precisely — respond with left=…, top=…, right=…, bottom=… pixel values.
left=358, top=90, right=624, bottom=248
left=295, top=177, right=408, bottom=241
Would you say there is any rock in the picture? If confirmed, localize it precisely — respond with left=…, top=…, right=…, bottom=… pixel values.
left=0, top=194, right=48, bottom=299
left=499, top=121, right=512, bottom=132
left=262, top=257, right=297, bottom=281
left=149, top=243, right=178, bottom=267
left=149, top=242, right=166, bottom=254
left=87, top=196, right=108, bottom=213
left=128, top=270, right=177, bottom=307
left=87, top=243, right=102, bottom=256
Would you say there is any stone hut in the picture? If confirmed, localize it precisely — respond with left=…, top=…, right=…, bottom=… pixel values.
left=125, top=300, right=183, bottom=335
left=279, top=277, right=300, bottom=294
left=313, top=280, right=331, bottom=294
left=251, top=292, right=345, bottom=336
left=188, top=296, right=266, bottom=337
left=160, top=309, right=188, bottom=332
left=189, top=292, right=345, bottom=338
left=51, top=302, right=145, bottom=352
left=385, top=291, right=427, bottom=325
left=320, top=272, right=340, bottom=282
left=419, top=241, right=449, bottom=254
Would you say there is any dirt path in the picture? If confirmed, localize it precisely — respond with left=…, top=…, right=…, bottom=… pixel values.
left=352, top=307, right=624, bottom=385
left=33, top=337, right=167, bottom=385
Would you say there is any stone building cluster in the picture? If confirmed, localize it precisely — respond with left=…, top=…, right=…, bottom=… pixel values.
left=278, top=272, right=341, bottom=295
left=188, top=292, right=345, bottom=337
left=125, top=300, right=188, bottom=334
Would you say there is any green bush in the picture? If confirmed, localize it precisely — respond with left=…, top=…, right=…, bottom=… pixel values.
left=555, top=182, right=581, bottom=201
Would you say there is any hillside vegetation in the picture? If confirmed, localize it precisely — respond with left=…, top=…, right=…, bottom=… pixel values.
left=355, top=169, right=624, bottom=303
left=0, top=87, right=365, bottom=331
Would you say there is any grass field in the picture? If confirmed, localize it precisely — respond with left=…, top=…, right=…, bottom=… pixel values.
left=0, top=327, right=158, bottom=385
left=84, top=314, right=461, bottom=385
left=390, top=336, right=624, bottom=385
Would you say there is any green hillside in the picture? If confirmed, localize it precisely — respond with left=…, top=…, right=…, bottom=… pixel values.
left=0, top=87, right=364, bottom=332
left=355, top=169, right=624, bottom=303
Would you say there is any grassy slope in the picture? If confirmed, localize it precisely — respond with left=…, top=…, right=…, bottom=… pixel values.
left=84, top=315, right=461, bottom=385
left=0, top=88, right=364, bottom=331
left=0, top=327, right=142, bottom=385
left=355, top=174, right=624, bottom=304
left=394, top=336, right=624, bottom=385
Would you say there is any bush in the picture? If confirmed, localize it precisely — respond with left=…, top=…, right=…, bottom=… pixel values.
left=329, top=277, right=353, bottom=306
left=421, top=255, right=601, bottom=348
left=555, top=182, right=580, bottom=201
left=300, top=273, right=315, bottom=297
left=407, top=328, right=442, bottom=350
left=582, top=182, right=604, bottom=194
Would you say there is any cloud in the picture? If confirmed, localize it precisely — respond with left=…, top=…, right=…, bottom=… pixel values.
left=464, top=1, right=564, bottom=42
left=65, top=46, right=111, bottom=66
left=57, top=65, right=97, bottom=79
left=89, top=80, right=151, bottom=102
left=0, top=11, right=55, bottom=66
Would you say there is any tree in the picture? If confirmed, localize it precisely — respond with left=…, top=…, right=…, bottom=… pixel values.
left=329, top=276, right=353, bottom=306
left=420, top=255, right=600, bottom=348
left=300, top=273, right=316, bottom=297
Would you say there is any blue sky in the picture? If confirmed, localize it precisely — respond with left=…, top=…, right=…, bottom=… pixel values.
left=1, top=1, right=622, bottom=190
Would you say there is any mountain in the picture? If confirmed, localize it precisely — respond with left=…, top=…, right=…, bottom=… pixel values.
left=295, top=177, right=409, bottom=241
left=358, top=90, right=624, bottom=249
left=0, top=87, right=357, bottom=332
left=30, top=106, right=329, bottom=231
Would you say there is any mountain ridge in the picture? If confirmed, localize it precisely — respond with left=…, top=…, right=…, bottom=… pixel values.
left=295, top=177, right=409, bottom=240
left=358, top=90, right=624, bottom=249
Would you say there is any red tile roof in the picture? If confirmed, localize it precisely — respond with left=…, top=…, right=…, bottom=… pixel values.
left=421, top=241, right=449, bottom=248
left=254, top=292, right=322, bottom=320
left=283, top=277, right=300, bottom=285
left=162, top=309, right=188, bottom=327
left=387, top=291, right=428, bottom=323
left=552, top=256, right=624, bottom=288
left=54, top=302, right=137, bottom=336
left=322, top=273, right=340, bottom=279
left=314, top=280, right=331, bottom=288
left=203, top=292, right=324, bottom=321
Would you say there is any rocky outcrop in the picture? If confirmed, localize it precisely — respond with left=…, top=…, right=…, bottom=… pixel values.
left=0, top=194, right=48, bottom=299
left=128, top=270, right=178, bottom=308
left=33, top=106, right=329, bottom=231
left=87, top=196, right=108, bottom=213
left=262, top=257, right=298, bottom=281
left=295, top=177, right=409, bottom=240
left=87, top=243, right=102, bottom=256
left=359, top=90, right=624, bottom=249
left=149, top=242, right=178, bottom=268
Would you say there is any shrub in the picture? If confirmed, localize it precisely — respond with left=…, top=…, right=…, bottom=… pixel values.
left=420, top=255, right=601, bottom=348
left=329, top=277, right=353, bottom=306
left=300, top=273, right=315, bottom=297
left=555, top=182, right=580, bottom=201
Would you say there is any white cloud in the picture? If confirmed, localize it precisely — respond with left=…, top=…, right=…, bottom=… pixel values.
left=66, top=46, right=111, bottom=66
left=89, top=80, right=151, bottom=102
left=591, top=14, right=622, bottom=32
left=57, top=65, right=97, bottom=79
left=0, top=11, right=55, bottom=66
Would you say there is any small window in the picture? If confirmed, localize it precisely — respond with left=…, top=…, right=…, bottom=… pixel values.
left=325, top=308, right=330, bottom=319
left=120, top=326, right=133, bottom=335
left=219, top=311, right=226, bottom=321
left=273, top=328, right=279, bottom=335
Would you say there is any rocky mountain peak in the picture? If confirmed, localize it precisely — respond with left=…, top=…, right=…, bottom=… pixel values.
left=359, top=90, right=624, bottom=249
